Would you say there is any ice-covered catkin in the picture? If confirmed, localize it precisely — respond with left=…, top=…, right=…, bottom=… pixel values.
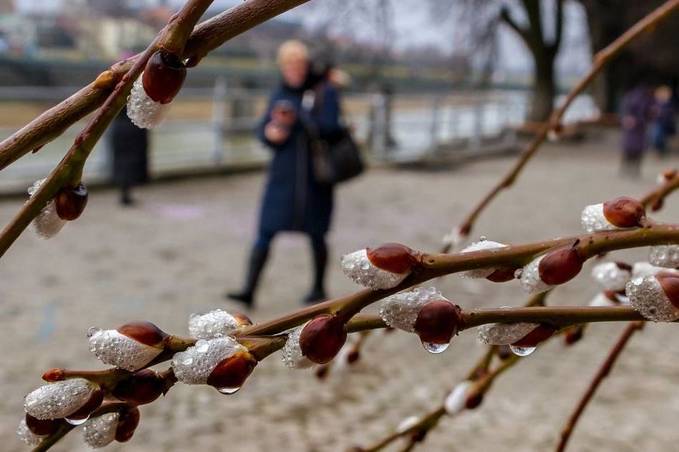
left=28, top=179, right=65, bottom=238
left=341, top=244, right=416, bottom=289
left=126, top=51, right=186, bottom=129
left=648, top=245, right=679, bottom=269
left=281, top=326, right=314, bottom=369
left=24, top=379, right=101, bottom=420
left=82, top=412, right=120, bottom=448
left=444, top=380, right=474, bottom=415
left=591, top=262, right=632, bottom=291
left=581, top=197, right=645, bottom=232
left=87, top=322, right=167, bottom=371
left=626, top=272, right=679, bottom=322
left=519, top=255, right=552, bottom=294
left=477, top=322, right=539, bottom=345
left=188, top=309, right=251, bottom=340
left=459, top=239, right=507, bottom=278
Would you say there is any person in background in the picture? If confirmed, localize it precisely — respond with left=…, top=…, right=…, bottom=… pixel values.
left=109, top=106, right=149, bottom=206
left=620, top=81, right=654, bottom=177
left=651, top=84, right=676, bottom=156
left=227, top=40, right=342, bottom=308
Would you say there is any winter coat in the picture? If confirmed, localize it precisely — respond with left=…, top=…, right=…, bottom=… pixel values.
left=621, top=87, right=654, bottom=157
left=109, top=108, right=149, bottom=186
left=256, top=81, right=341, bottom=237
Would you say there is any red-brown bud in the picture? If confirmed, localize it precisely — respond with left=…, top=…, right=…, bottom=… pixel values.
left=315, top=365, right=329, bottom=380
left=486, top=267, right=517, bottom=283
left=511, top=324, right=556, bottom=348
left=55, top=183, right=88, bottom=221
left=114, top=406, right=140, bottom=443
left=142, top=51, right=186, bottom=104
left=66, top=387, right=104, bottom=421
left=413, top=300, right=463, bottom=345
left=113, top=369, right=165, bottom=406
left=563, top=325, right=584, bottom=345
left=299, top=315, right=347, bottom=364
left=465, top=392, right=484, bottom=410
left=42, top=368, right=65, bottom=382
left=117, top=321, right=168, bottom=347
left=603, top=197, right=645, bottom=228
left=366, top=243, right=417, bottom=274
left=656, top=271, right=679, bottom=308
left=206, top=351, right=257, bottom=392
left=538, top=247, right=584, bottom=286
left=25, top=414, right=61, bottom=436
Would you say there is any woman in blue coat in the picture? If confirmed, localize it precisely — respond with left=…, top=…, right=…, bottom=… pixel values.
left=227, top=40, right=341, bottom=307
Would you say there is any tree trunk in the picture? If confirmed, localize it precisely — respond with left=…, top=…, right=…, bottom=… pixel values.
left=529, top=51, right=556, bottom=122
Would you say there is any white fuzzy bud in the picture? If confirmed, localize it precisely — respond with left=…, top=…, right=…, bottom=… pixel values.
left=88, top=328, right=163, bottom=371
left=591, top=262, right=631, bottom=291
left=281, top=325, right=314, bottom=369
left=82, top=412, right=119, bottom=448
left=340, top=248, right=409, bottom=290
left=459, top=239, right=507, bottom=278
left=477, top=322, right=539, bottom=345
left=626, top=275, right=679, bottom=322
left=649, top=245, right=679, bottom=269
left=126, top=76, right=170, bottom=129
left=171, top=337, right=246, bottom=385
left=24, top=379, right=99, bottom=420
left=378, top=287, right=447, bottom=332
left=519, top=255, right=552, bottom=294
left=581, top=203, right=616, bottom=232
left=444, top=380, right=474, bottom=416
left=188, top=309, right=248, bottom=340
left=28, top=179, right=65, bottom=238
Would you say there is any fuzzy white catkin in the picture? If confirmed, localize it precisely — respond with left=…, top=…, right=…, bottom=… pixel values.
left=28, top=179, right=65, bottom=238
left=126, top=76, right=170, bottom=129
left=459, top=239, right=507, bottom=279
left=88, top=328, right=163, bottom=371
left=24, top=379, right=99, bottom=420
left=340, top=248, right=410, bottom=290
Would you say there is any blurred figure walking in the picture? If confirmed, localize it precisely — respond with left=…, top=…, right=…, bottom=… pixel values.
left=620, top=82, right=654, bottom=177
left=109, top=107, right=149, bottom=206
left=227, top=40, right=343, bottom=308
left=651, top=85, right=676, bottom=156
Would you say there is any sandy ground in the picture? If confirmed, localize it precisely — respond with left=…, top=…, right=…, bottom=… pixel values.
left=2, top=132, right=679, bottom=452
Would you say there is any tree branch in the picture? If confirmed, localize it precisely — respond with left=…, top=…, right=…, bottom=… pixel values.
left=554, top=321, right=644, bottom=452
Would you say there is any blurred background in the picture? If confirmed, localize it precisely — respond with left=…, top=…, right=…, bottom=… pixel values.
left=2, top=1, right=679, bottom=451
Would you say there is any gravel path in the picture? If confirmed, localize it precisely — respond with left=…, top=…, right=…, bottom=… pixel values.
left=2, top=132, right=679, bottom=452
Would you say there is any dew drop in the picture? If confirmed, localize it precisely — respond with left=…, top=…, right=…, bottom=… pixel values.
left=217, top=386, right=241, bottom=395
left=421, top=341, right=449, bottom=354
left=509, top=345, right=536, bottom=357
left=65, top=415, right=89, bottom=426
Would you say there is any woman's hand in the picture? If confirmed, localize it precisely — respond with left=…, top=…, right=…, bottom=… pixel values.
left=265, top=122, right=290, bottom=144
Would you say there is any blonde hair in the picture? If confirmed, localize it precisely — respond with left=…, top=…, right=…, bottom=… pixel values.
left=277, top=40, right=309, bottom=67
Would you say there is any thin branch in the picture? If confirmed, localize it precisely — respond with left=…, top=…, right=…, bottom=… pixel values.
left=555, top=321, right=644, bottom=452
left=442, top=0, right=679, bottom=251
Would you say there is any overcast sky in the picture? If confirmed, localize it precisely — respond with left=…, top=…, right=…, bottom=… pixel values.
left=15, top=0, right=591, bottom=76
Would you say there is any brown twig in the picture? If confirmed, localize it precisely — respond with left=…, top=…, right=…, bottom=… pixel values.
left=441, top=0, right=679, bottom=252
left=555, top=321, right=644, bottom=452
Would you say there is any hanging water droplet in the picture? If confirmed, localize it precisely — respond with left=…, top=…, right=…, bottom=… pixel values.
left=421, top=341, right=449, bottom=354
left=509, top=345, right=536, bottom=357
left=217, top=386, right=241, bottom=395
left=65, top=415, right=89, bottom=426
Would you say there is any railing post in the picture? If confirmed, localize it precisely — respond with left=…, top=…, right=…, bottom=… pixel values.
left=211, top=76, right=227, bottom=164
left=470, top=100, right=483, bottom=152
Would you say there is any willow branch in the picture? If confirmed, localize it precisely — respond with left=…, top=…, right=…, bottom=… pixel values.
left=442, top=0, right=679, bottom=251
left=555, top=321, right=644, bottom=452
left=641, top=170, right=679, bottom=211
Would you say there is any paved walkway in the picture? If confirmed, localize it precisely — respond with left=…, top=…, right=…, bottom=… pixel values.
left=2, top=133, right=679, bottom=451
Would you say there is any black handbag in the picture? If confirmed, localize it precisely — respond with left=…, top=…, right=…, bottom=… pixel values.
left=303, top=87, right=364, bottom=185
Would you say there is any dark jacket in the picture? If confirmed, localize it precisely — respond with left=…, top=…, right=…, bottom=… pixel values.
left=621, top=86, right=654, bottom=157
left=256, top=81, right=341, bottom=237
left=109, top=108, right=149, bottom=186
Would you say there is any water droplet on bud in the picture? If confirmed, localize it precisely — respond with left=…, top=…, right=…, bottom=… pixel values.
left=509, top=345, right=536, bottom=356
left=65, top=415, right=89, bottom=426
left=217, top=386, right=241, bottom=395
left=421, top=341, right=449, bottom=354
